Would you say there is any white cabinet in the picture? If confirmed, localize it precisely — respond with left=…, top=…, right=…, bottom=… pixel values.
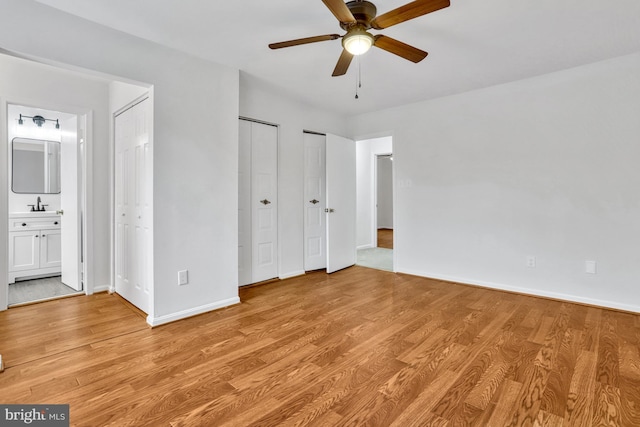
left=8, top=215, right=61, bottom=283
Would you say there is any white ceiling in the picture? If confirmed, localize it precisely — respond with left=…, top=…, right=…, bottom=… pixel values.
left=34, top=0, right=640, bottom=116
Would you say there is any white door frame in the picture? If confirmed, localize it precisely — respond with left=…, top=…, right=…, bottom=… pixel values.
left=1, top=98, right=93, bottom=310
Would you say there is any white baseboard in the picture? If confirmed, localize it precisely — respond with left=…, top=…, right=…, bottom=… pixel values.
left=398, top=268, right=640, bottom=314
left=280, top=270, right=305, bottom=280
left=357, top=244, right=375, bottom=250
left=91, top=284, right=111, bottom=294
left=146, top=296, right=241, bottom=327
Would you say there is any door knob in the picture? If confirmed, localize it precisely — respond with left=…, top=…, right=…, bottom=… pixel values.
left=310, top=199, right=319, bottom=204
left=325, top=208, right=335, bottom=213
left=56, top=209, right=64, bottom=215
left=260, top=199, right=271, bottom=205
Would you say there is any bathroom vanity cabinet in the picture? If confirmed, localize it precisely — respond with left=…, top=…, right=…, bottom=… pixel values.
left=8, top=214, right=61, bottom=283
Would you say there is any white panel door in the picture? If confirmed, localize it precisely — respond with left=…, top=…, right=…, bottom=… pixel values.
left=238, top=120, right=252, bottom=286
left=251, top=122, right=278, bottom=283
left=60, top=115, right=81, bottom=291
left=326, top=134, right=356, bottom=273
left=303, top=132, right=327, bottom=271
left=115, top=98, right=151, bottom=313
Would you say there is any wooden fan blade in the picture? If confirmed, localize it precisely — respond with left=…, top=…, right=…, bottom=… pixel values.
left=332, top=49, right=354, bottom=76
left=373, top=35, right=428, bottom=63
left=269, top=34, right=341, bottom=49
left=371, top=0, right=450, bottom=30
left=322, top=0, right=357, bottom=24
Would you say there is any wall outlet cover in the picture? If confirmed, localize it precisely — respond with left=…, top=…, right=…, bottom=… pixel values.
left=178, top=270, right=189, bottom=285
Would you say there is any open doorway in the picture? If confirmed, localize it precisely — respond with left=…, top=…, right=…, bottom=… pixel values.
left=6, top=104, right=85, bottom=306
left=355, top=137, right=394, bottom=272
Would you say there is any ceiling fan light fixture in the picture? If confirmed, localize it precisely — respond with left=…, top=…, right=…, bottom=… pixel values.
left=342, top=28, right=374, bottom=55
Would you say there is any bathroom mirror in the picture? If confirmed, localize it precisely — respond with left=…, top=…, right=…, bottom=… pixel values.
left=11, top=137, right=61, bottom=194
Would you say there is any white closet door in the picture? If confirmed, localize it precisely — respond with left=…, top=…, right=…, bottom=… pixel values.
left=238, top=120, right=252, bottom=286
left=238, top=119, right=278, bottom=286
left=115, top=98, right=151, bottom=313
left=251, top=122, right=278, bottom=283
left=303, top=132, right=327, bottom=271
left=326, top=133, right=356, bottom=273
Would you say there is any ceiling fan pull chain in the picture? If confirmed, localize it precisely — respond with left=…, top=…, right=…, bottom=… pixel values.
left=355, top=55, right=361, bottom=99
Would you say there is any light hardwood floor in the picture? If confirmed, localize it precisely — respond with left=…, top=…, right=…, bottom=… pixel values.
left=377, top=228, right=393, bottom=249
left=1, top=267, right=639, bottom=426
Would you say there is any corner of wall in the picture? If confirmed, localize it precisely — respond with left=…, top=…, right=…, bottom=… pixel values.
left=146, top=296, right=241, bottom=327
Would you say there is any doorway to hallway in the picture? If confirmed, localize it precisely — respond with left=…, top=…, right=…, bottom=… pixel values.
left=355, top=139, right=394, bottom=272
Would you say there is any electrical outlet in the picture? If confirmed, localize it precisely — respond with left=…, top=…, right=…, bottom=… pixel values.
left=178, top=270, right=189, bottom=285
left=526, top=256, right=536, bottom=268
left=585, top=260, right=596, bottom=274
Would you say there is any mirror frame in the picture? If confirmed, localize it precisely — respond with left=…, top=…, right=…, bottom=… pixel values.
left=11, top=137, right=62, bottom=194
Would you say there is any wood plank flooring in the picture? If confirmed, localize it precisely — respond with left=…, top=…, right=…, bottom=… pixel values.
left=377, top=228, right=393, bottom=249
left=1, top=267, right=639, bottom=426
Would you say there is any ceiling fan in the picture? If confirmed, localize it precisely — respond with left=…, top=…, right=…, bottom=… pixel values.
left=269, top=0, right=450, bottom=76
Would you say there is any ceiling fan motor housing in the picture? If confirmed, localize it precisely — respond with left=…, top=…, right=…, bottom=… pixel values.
left=340, top=1, right=377, bottom=30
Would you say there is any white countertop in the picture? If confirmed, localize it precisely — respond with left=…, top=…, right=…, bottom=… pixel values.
left=9, top=211, right=60, bottom=218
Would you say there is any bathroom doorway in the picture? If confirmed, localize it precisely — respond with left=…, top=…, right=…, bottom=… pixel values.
left=6, top=103, right=85, bottom=306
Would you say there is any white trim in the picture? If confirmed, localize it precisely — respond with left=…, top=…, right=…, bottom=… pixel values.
left=147, top=297, right=241, bottom=327
left=0, top=98, right=7, bottom=310
left=357, top=244, right=374, bottom=250
left=92, top=284, right=110, bottom=294
left=279, top=270, right=305, bottom=280
left=398, top=268, right=640, bottom=314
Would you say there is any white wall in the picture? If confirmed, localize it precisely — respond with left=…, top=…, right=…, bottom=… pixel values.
left=239, top=73, right=349, bottom=279
left=351, top=52, right=640, bottom=313
left=0, top=1, right=240, bottom=324
left=0, top=53, right=110, bottom=310
left=356, top=137, right=392, bottom=248
left=109, top=81, right=149, bottom=114
left=377, top=156, right=393, bottom=229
